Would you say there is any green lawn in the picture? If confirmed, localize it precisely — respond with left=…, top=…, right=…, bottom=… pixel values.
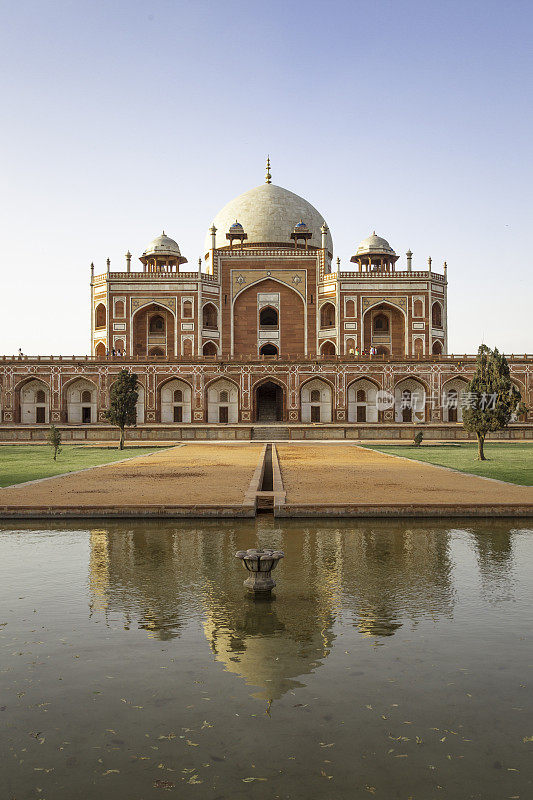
left=0, top=445, right=161, bottom=488
left=361, top=443, right=533, bottom=486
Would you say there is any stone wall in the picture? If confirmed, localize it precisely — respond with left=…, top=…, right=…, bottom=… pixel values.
left=0, top=356, right=531, bottom=425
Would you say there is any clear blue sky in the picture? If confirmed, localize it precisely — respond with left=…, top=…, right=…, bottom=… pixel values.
left=1, top=0, right=531, bottom=354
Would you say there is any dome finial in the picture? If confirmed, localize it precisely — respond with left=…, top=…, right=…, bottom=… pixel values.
left=265, top=155, right=271, bottom=184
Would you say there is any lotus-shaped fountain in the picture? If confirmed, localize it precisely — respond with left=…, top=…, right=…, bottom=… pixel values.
left=235, top=548, right=284, bottom=597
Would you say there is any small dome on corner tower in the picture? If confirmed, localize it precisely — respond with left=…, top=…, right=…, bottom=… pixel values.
left=355, top=232, right=396, bottom=257
left=142, top=232, right=187, bottom=265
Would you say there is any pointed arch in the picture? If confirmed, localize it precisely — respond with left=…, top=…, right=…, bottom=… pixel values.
left=95, top=342, right=106, bottom=359
left=432, top=301, right=443, bottom=328
left=203, top=340, right=219, bottom=356
left=131, top=301, right=176, bottom=358
left=320, top=340, right=336, bottom=356
left=95, top=303, right=106, bottom=328
left=394, top=377, right=427, bottom=423
left=16, top=377, right=51, bottom=424
left=253, top=377, right=286, bottom=422
left=362, top=300, right=406, bottom=356
left=64, top=377, right=98, bottom=424
left=347, top=377, right=380, bottom=423
left=300, top=377, right=333, bottom=422
left=159, top=377, right=192, bottom=423
left=206, top=377, right=239, bottom=423
left=320, top=302, right=336, bottom=329
left=442, top=377, right=469, bottom=422
left=202, top=302, right=218, bottom=330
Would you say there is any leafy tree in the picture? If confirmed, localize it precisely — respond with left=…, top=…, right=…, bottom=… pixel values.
left=105, top=369, right=139, bottom=450
left=48, top=425, right=62, bottom=461
left=462, top=345, right=525, bottom=460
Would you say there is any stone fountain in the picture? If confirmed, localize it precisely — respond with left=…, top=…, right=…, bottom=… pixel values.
left=235, top=548, right=284, bottom=598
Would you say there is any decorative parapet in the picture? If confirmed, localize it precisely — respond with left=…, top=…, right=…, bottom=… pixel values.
left=338, top=269, right=446, bottom=282
left=1, top=353, right=531, bottom=364
left=94, top=271, right=219, bottom=282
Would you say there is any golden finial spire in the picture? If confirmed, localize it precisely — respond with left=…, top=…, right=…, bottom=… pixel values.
left=265, top=155, right=271, bottom=184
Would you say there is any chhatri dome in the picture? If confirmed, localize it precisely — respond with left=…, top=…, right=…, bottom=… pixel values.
left=205, top=158, right=333, bottom=255
left=355, top=231, right=396, bottom=257
left=142, top=231, right=187, bottom=263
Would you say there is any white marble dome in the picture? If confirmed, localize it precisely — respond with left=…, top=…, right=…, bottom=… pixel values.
left=355, top=232, right=395, bottom=256
left=143, top=232, right=184, bottom=258
left=205, top=183, right=333, bottom=254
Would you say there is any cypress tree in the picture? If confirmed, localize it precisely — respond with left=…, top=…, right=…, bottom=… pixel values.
left=462, top=345, right=524, bottom=460
left=105, top=369, right=139, bottom=450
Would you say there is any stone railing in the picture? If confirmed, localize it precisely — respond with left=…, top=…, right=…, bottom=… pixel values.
left=338, top=269, right=446, bottom=281
left=2, top=353, right=531, bottom=365
left=94, top=271, right=218, bottom=282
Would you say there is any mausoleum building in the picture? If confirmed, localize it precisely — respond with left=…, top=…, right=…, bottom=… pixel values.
left=1, top=162, right=531, bottom=438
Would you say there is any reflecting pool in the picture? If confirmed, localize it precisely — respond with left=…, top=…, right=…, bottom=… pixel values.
left=1, top=518, right=532, bottom=799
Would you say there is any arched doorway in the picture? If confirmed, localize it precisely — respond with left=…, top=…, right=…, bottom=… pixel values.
left=260, top=343, right=278, bottom=356
left=203, top=341, right=218, bottom=356
left=320, top=340, right=336, bottom=356
left=255, top=381, right=284, bottom=422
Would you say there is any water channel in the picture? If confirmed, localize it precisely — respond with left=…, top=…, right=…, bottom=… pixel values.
left=1, top=518, right=532, bottom=799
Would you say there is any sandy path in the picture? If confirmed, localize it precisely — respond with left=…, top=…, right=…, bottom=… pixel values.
left=277, top=444, right=533, bottom=506
left=0, top=444, right=263, bottom=507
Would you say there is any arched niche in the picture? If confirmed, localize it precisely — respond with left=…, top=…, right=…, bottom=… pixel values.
left=66, top=379, right=98, bottom=424
left=442, top=378, right=469, bottom=422
left=347, top=379, right=379, bottom=423
left=19, top=379, right=50, bottom=424
left=260, top=343, right=278, bottom=356
left=320, top=340, right=336, bottom=356
left=95, top=342, right=106, bottom=359
left=301, top=379, right=332, bottom=422
left=320, top=302, right=335, bottom=329
left=95, top=303, right=106, bottom=329
left=160, top=379, right=192, bottom=423
left=132, top=302, right=174, bottom=358
left=207, top=379, right=238, bottom=423
left=363, top=302, right=405, bottom=356
left=202, top=303, right=218, bottom=329
left=394, top=378, right=427, bottom=423
left=432, top=301, right=443, bottom=328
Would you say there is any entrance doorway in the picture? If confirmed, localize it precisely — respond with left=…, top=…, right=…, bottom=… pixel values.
left=82, top=406, right=92, bottom=424
left=255, top=381, right=283, bottom=422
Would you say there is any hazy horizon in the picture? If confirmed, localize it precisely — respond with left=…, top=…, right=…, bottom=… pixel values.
left=1, top=0, right=532, bottom=355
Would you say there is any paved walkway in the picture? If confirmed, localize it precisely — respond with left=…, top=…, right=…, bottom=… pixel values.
left=277, top=444, right=533, bottom=507
left=0, top=444, right=263, bottom=509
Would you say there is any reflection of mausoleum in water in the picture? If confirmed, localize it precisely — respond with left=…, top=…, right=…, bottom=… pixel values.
left=84, top=521, right=490, bottom=699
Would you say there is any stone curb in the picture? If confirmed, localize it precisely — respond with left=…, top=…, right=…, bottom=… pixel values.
left=243, top=444, right=268, bottom=509
left=272, top=444, right=286, bottom=510
left=0, top=504, right=255, bottom=519
left=276, top=504, right=533, bottom=518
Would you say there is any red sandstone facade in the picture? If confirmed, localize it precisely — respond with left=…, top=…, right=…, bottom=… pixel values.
left=1, top=172, right=531, bottom=432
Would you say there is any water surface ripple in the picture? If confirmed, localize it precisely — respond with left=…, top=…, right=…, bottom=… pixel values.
left=1, top=518, right=532, bottom=799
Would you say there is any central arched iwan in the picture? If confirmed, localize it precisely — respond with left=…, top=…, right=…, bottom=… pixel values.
left=233, top=279, right=305, bottom=357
